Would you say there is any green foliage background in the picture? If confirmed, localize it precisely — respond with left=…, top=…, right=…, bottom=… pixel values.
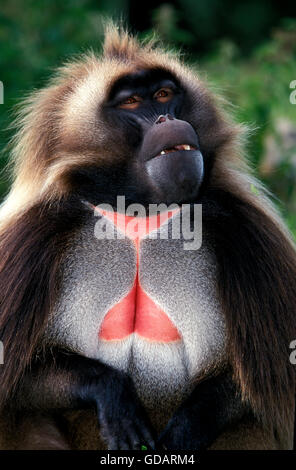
left=0, top=0, right=295, bottom=234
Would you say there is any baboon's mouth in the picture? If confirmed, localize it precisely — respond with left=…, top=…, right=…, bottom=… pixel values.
left=155, top=144, right=197, bottom=157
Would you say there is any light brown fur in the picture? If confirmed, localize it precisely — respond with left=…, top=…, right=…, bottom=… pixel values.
left=0, top=23, right=295, bottom=450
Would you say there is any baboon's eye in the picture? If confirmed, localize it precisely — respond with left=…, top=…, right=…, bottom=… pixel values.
left=118, top=95, right=143, bottom=110
left=154, top=88, right=174, bottom=103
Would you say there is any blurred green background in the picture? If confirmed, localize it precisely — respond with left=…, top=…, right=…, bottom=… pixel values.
left=0, top=0, right=295, bottom=234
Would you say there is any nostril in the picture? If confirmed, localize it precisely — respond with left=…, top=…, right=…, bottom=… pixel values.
left=155, top=114, right=174, bottom=124
left=155, top=115, right=166, bottom=124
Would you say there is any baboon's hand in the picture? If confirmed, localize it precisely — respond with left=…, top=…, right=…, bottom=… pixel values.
left=95, top=371, right=155, bottom=450
left=157, top=406, right=211, bottom=450
left=158, top=371, right=243, bottom=450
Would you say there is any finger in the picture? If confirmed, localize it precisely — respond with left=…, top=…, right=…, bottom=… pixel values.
left=136, top=422, right=155, bottom=450
left=126, top=426, right=141, bottom=450
left=107, top=436, right=119, bottom=450
left=118, top=439, right=130, bottom=450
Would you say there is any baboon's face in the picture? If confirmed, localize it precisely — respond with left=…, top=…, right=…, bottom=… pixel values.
left=57, top=61, right=230, bottom=207
left=101, top=68, right=203, bottom=205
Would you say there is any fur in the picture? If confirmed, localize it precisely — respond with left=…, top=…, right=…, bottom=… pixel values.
left=0, top=23, right=295, bottom=448
left=45, top=209, right=226, bottom=431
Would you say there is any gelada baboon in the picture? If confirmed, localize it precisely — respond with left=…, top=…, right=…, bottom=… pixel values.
left=0, top=23, right=295, bottom=450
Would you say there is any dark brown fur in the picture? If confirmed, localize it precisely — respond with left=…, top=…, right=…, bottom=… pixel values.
left=0, top=197, right=87, bottom=406
left=203, top=189, right=296, bottom=439
left=0, top=24, right=295, bottom=449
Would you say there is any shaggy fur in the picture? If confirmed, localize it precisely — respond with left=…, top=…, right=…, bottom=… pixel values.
left=0, top=23, right=295, bottom=448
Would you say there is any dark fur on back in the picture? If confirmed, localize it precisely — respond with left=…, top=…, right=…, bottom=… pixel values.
left=0, top=24, right=295, bottom=447
left=0, top=197, right=88, bottom=405
left=203, top=188, right=296, bottom=438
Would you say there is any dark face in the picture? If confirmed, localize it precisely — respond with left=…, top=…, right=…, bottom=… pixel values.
left=104, top=69, right=204, bottom=205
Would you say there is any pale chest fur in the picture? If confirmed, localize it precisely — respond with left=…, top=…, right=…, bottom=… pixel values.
left=46, top=208, right=226, bottom=427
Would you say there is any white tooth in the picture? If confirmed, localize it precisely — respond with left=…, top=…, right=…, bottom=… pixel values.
left=184, top=145, right=191, bottom=150
left=160, top=150, right=166, bottom=155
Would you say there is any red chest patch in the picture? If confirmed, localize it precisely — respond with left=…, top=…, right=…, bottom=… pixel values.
left=95, top=209, right=181, bottom=343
